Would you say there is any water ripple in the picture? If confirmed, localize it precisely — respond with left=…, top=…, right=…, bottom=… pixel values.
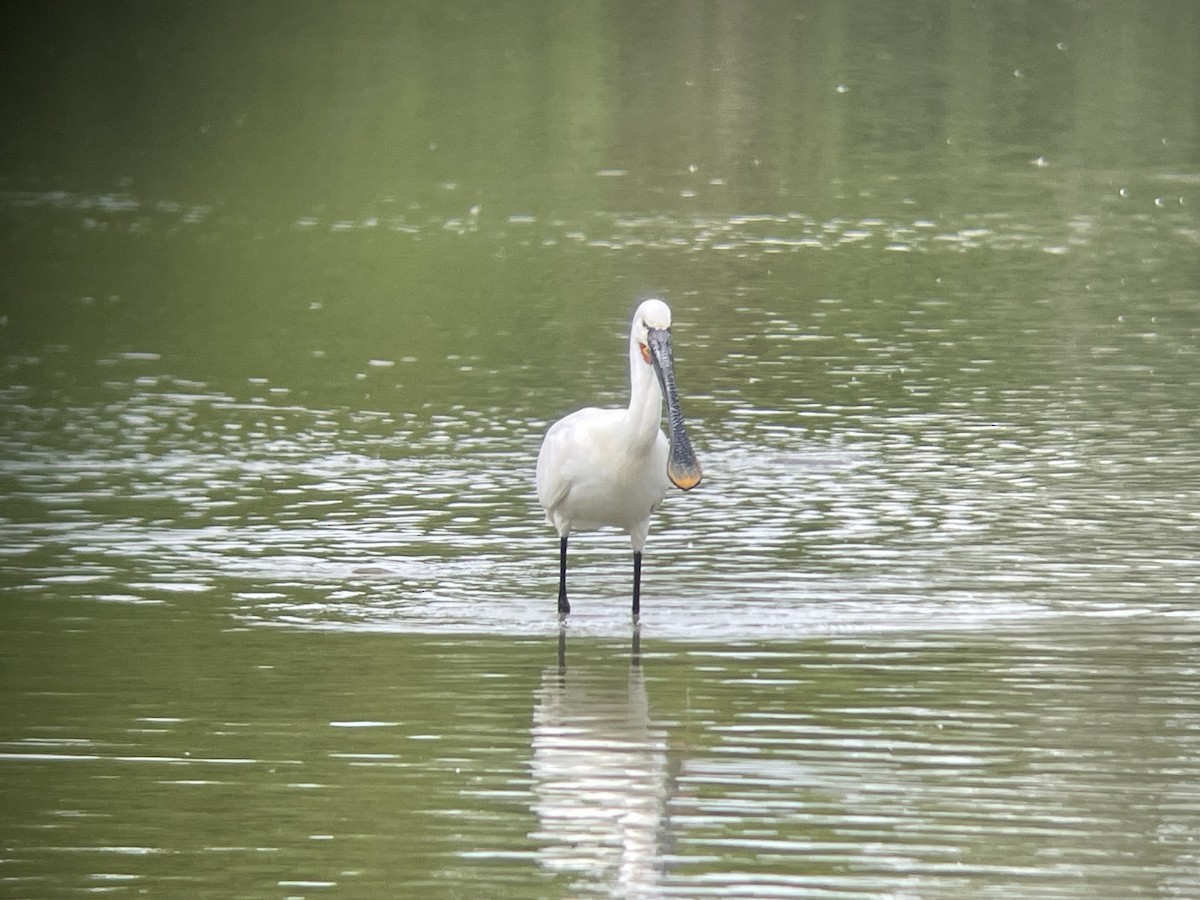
left=2, top=360, right=1197, bottom=639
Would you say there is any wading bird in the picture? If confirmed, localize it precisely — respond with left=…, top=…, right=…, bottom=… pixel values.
left=536, top=298, right=702, bottom=617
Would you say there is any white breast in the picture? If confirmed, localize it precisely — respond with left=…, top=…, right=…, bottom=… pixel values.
left=536, top=406, right=669, bottom=545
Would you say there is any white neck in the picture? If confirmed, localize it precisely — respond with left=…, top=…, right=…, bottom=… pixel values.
left=626, top=337, right=664, bottom=448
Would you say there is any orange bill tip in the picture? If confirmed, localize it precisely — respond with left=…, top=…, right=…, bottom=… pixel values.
left=669, top=466, right=703, bottom=491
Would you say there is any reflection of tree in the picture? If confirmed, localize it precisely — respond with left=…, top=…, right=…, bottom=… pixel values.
left=529, top=632, right=671, bottom=897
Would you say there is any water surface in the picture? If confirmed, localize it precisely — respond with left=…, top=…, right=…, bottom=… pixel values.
left=2, top=1, right=1199, bottom=897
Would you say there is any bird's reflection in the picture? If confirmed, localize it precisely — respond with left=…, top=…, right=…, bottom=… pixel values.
left=530, top=625, right=671, bottom=896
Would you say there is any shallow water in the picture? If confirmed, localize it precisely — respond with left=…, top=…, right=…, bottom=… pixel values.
left=4, top=615, right=1199, bottom=898
left=3, top=1, right=1200, bottom=897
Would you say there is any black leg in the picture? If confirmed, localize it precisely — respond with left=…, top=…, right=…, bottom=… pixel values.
left=557, top=536, right=570, bottom=616
left=632, top=550, right=642, bottom=618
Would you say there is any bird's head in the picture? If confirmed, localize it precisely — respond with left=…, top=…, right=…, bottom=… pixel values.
left=632, top=297, right=673, bottom=366
left=631, top=297, right=701, bottom=491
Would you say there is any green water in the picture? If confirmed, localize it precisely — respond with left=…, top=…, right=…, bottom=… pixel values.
left=3, top=2, right=1200, bottom=897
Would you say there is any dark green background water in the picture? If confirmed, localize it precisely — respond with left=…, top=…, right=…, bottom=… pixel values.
left=3, top=2, right=1199, bottom=897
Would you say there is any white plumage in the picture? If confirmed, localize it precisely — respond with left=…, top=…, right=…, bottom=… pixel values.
left=536, top=298, right=701, bottom=616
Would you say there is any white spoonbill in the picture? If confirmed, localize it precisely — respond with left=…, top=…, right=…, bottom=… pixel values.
left=536, top=297, right=702, bottom=617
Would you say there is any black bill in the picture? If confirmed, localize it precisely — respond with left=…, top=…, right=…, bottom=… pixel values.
left=647, top=327, right=703, bottom=491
